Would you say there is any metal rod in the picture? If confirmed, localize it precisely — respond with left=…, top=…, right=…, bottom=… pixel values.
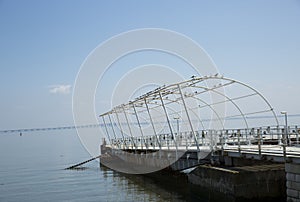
left=114, top=111, right=127, bottom=149
left=132, top=103, right=146, bottom=149
left=296, top=126, right=299, bottom=145
left=144, top=98, right=161, bottom=149
left=158, top=91, right=177, bottom=150
left=108, top=113, right=118, bottom=148
left=122, top=106, right=136, bottom=150
left=281, top=111, right=288, bottom=159
left=102, top=116, right=111, bottom=145
left=282, top=128, right=287, bottom=160
left=277, top=125, right=281, bottom=145
left=177, top=84, right=200, bottom=154
left=257, top=128, right=262, bottom=158
left=237, top=129, right=241, bottom=154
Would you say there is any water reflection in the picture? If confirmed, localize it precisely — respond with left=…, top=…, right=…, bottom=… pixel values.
left=100, top=165, right=204, bottom=202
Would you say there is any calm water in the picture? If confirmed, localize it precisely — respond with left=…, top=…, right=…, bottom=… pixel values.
left=0, top=131, right=204, bottom=202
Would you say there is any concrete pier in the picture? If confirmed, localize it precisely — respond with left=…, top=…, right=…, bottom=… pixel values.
left=187, top=164, right=286, bottom=201
left=286, top=163, right=300, bottom=202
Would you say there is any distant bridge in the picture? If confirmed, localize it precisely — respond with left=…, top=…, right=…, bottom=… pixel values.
left=0, top=124, right=101, bottom=134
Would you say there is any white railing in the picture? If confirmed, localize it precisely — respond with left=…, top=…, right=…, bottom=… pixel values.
left=109, top=125, right=300, bottom=159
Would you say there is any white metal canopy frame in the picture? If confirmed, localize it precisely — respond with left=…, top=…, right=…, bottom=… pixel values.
left=98, top=75, right=279, bottom=174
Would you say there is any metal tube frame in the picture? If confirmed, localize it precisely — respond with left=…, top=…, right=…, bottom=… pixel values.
left=122, top=106, right=136, bottom=150
left=144, top=98, right=161, bottom=149
left=132, top=103, right=147, bottom=150
left=177, top=84, right=200, bottom=157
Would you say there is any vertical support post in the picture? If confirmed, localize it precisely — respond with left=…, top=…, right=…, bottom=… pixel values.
left=132, top=103, right=147, bottom=150
left=108, top=113, right=119, bottom=148
left=121, top=106, right=136, bottom=150
left=177, top=84, right=200, bottom=158
left=237, top=129, right=241, bottom=154
left=277, top=125, right=281, bottom=145
left=282, top=128, right=287, bottom=160
left=101, top=116, right=111, bottom=145
left=220, top=131, right=224, bottom=156
left=158, top=91, right=177, bottom=151
left=185, top=132, right=188, bottom=150
left=250, top=128, right=254, bottom=145
left=267, top=126, right=272, bottom=140
left=225, top=130, right=228, bottom=146
left=288, top=126, right=291, bottom=146
left=296, top=126, right=299, bottom=145
left=144, top=98, right=161, bottom=149
left=201, top=130, right=205, bottom=146
left=113, top=111, right=127, bottom=149
left=257, top=128, right=262, bottom=158
left=245, top=128, right=248, bottom=145
left=281, top=111, right=288, bottom=158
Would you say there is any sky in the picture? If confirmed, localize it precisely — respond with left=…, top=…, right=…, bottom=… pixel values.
left=0, top=0, right=300, bottom=130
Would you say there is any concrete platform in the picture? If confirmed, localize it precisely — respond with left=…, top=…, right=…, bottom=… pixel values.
left=187, top=164, right=286, bottom=201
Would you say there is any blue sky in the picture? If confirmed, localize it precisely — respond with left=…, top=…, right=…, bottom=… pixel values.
left=0, top=0, right=299, bottom=130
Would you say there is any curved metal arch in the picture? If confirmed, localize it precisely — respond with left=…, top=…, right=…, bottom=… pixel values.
left=146, top=99, right=207, bottom=132
left=191, top=84, right=249, bottom=129
left=198, top=76, right=279, bottom=126
left=100, top=75, right=279, bottom=135
left=163, top=97, right=207, bottom=131
left=127, top=101, right=183, bottom=135
left=186, top=95, right=225, bottom=130
left=134, top=104, right=169, bottom=134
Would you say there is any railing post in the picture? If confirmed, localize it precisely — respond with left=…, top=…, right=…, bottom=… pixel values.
left=220, top=131, right=224, bottom=156
left=288, top=126, right=291, bottom=146
left=257, top=128, right=262, bottom=158
left=201, top=130, right=205, bottom=146
left=224, top=130, right=228, bottom=146
left=185, top=132, right=188, bottom=150
left=177, top=84, right=200, bottom=160
left=267, top=126, right=272, bottom=140
left=296, top=126, right=299, bottom=145
left=277, top=125, right=281, bottom=145
left=282, top=128, right=287, bottom=160
left=237, top=129, right=241, bottom=154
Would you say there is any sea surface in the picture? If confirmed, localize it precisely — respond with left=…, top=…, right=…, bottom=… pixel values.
left=0, top=130, right=205, bottom=202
